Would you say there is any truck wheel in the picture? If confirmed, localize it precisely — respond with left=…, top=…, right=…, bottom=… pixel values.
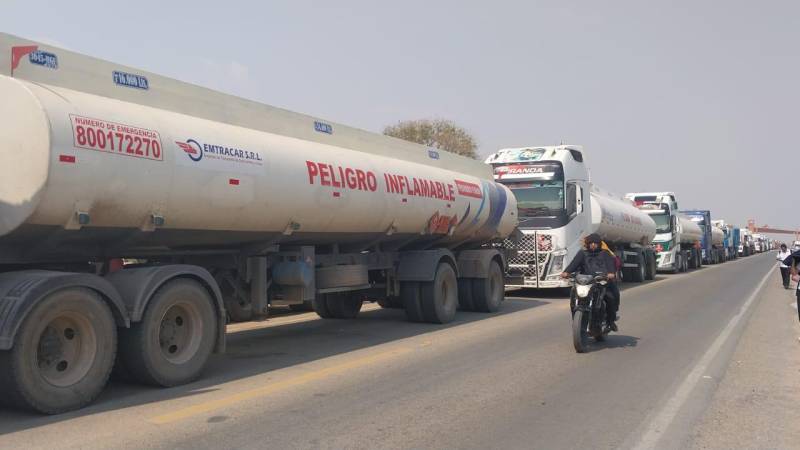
left=645, top=253, right=656, bottom=280
left=632, top=253, right=646, bottom=282
left=326, top=293, right=363, bottom=319
left=457, top=278, right=476, bottom=311
left=312, top=294, right=333, bottom=318
left=401, top=281, right=425, bottom=322
left=472, top=260, right=505, bottom=313
left=119, top=279, right=216, bottom=387
left=420, top=263, right=459, bottom=323
left=377, top=297, right=403, bottom=309
left=0, top=288, right=116, bottom=414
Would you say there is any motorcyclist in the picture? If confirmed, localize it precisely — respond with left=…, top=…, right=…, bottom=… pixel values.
left=560, top=233, right=620, bottom=331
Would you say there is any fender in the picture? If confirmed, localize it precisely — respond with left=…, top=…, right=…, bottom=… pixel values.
left=0, top=270, right=130, bottom=351
left=105, top=265, right=226, bottom=353
left=456, top=249, right=505, bottom=279
left=397, top=249, right=458, bottom=282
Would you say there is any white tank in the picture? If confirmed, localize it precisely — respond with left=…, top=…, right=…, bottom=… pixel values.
left=711, top=226, right=724, bottom=246
left=678, top=215, right=703, bottom=244
left=590, top=187, right=656, bottom=246
left=0, top=75, right=517, bottom=260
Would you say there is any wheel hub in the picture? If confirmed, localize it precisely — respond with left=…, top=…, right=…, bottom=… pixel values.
left=35, top=312, right=97, bottom=387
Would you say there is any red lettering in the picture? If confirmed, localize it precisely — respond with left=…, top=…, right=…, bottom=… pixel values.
left=367, top=172, right=377, bottom=191
left=356, top=170, right=368, bottom=191
left=346, top=168, right=358, bottom=189
left=421, top=179, right=431, bottom=197
left=448, top=184, right=455, bottom=201
left=306, top=161, right=319, bottom=184
left=387, top=174, right=399, bottom=193
left=436, top=182, right=445, bottom=199
left=335, top=166, right=345, bottom=188
left=403, top=176, right=413, bottom=195
left=319, top=163, right=331, bottom=186
left=412, top=178, right=421, bottom=196
left=397, top=175, right=406, bottom=194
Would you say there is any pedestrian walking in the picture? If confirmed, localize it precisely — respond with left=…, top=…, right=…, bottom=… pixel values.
left=785, top=250, right=800, bottom=323
left=777, top=244, right=792, bottom=289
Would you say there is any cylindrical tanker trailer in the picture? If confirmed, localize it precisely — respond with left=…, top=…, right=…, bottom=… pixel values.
left=486, top=145, right=657, bottom=289
left=679, top=209, right=727, bottom=265
left=679, top=216, right=703, bottom=244
left=590, top=189, right=657, bottom=245
left=0, top=33, right=517, bottom=414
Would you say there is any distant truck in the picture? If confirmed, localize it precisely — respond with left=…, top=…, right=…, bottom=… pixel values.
left=625, top=192, right=702, bottom=272
left=486, top=145, right=657, bottom=289
left=711, top=220, right=739, bottom=261
left=680, top=210, right=726, bottom=264
left=738, top=229, right=754, bottom=256
left=752, top=234, right=764, bottom=253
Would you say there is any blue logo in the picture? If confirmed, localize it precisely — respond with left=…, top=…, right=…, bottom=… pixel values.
left=29, top=51, right=58, bottom=69
left=113, top=71, right=149, bottom=90
left=428, top=149, right=440, bottom=160
left=176, top=138, right=263, bottom=165
left=314, top=121, right=333, bottom=134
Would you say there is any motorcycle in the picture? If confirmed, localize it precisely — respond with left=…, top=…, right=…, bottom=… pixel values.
left=569, top=272, right=611, bottom=353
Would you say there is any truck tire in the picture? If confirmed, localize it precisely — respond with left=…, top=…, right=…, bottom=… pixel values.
left=401, top=281, right=425, bottom=322
left=118, top=279, right=216, bottom=387
left=377, top=297, right=403, bottom=309
left=326, top=293, right=363, bottom=319
left=312, top=294, right=333, bottom=318
left=645, top=252, right=656, bottom=280
left=0, top=288, right=117, bottom=414
left=420, top=263, right=459, bottom=324
left=472, top=260, right=505, bottom=313
left=457, top=278, right=476, bottom=311
left=632, top=252, right=646, bottom=282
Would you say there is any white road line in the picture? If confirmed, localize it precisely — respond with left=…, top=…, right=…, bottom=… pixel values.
left=630, top=263, right=776, bottom=450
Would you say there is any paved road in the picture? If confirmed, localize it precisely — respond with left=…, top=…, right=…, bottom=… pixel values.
left=0, top=253, right=781, bottom=449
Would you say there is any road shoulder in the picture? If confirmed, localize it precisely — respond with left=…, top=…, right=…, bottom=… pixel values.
left=689, top=271, right=800, bottom=449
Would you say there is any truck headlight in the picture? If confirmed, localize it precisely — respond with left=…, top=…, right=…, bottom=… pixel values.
left=548, top=249, right=568, bottom=276
left=547, top=249, right=567, bottom=280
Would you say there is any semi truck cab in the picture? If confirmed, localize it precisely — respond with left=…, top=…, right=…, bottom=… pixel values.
left=486, top=145, right=589, bottom=288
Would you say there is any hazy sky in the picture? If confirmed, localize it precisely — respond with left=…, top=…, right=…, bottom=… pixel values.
left=2, top=1, right=797, bottom=234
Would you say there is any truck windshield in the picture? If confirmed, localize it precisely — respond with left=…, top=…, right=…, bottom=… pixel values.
left=506, top=180, right=565, bottom=217
left=650, top=213, right=671, bottom=234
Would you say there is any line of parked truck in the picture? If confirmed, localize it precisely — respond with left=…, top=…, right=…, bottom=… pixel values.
left=0, top=33, right=776, bottom=415
left=486, top=144, right=772, bottom=290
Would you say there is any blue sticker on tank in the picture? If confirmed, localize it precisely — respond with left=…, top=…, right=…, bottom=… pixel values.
left=314, top=121, right=333, bottom=134
left=113, top=71, right=149, bottom=90
left=29, top=51, right=58, bottom=69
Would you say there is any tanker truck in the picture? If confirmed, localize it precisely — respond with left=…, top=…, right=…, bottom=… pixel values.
left=624, top=192, right=703, bottom=272
left=681, top=210, right=726, bottom=264
left=485, top=145, right=657, bottom=289
left=0, top=34, right=518, bottom=414
left=739, top=229, right=754, bottom=256
left=711, top=220, right=739, bottom=261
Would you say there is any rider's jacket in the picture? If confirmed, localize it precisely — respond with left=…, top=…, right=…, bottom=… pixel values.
left=564, top=249, right=617, bottom=279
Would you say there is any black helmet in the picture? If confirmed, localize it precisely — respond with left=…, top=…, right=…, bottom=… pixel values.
left=585, top=233, right=602, bottom=246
